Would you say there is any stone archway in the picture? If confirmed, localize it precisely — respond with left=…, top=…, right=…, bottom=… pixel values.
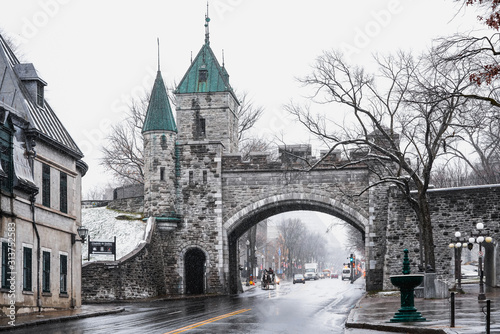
left=184, top=248, right=206, bottom=295
left=224, top=195, right=369, bottom=294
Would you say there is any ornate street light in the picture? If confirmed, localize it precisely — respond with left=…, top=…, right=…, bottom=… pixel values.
left=467, top=222, right=493, bottom=301
left=72, top=226, right=88, bottom=244
left=448, top=231, right=467, bottom=291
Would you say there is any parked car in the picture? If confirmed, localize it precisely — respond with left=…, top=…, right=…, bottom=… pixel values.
left=293, top=274, right=306, bottom=284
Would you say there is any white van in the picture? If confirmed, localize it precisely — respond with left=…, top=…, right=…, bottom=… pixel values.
left=341, top=268, right=351, bottom=280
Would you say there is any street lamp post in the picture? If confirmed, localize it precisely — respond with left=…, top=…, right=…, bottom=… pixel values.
left=254, top=246, right=257, bottom=280
left=246, top=240, right=250, bottom=285
left=448, top=231, right=467, bottom=291
left=261, top=254, right=264, bottom=276
left=467, top=222, right=493, bottom=301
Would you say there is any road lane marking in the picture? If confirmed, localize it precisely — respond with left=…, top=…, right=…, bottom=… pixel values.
left=163, top=308, right=251, bottom=334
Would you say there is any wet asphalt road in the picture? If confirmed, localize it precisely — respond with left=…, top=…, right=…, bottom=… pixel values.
left=7, top=278, right=366, bottom=334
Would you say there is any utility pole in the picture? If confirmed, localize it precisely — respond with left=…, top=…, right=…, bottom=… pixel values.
left=350, top=254, right=354, bottom=284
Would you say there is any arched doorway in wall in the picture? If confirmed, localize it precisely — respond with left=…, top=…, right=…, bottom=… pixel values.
left=225, top=196, right=368, bottom=294
left=185, top=248, right=206, bottom=295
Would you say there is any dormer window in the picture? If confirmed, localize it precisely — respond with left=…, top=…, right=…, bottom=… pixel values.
left=199, top=69, right=208, bottom=82
left=36, top=81, right=44, bottom=106
left=197, top=68, right=208, bottom=92
left=13, top=63, right=47, bottom=108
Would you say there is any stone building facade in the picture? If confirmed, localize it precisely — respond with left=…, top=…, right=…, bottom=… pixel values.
left=0, top=34, right=87, bottom=315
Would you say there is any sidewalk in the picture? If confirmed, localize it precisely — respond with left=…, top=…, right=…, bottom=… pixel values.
left=0, top=304, right=124, bottom=331
left=346, top=279, right=499, bottom=334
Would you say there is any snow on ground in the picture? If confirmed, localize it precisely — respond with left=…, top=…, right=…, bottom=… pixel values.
left=81, top=207, right=146, bottom=262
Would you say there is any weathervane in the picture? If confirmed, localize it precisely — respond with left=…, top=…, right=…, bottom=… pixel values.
left=205, top=1, right=210, bottom=45
left=157, top=37, right=161, bottom=71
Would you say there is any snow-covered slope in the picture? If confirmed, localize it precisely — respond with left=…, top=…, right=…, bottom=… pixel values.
left=81, top=207, right=146, bottom=261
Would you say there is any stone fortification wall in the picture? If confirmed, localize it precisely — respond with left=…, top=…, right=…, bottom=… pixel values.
left=82, top=218, right=166, bottom=301
left=107, top=196, right=144, bottom=213
left=113, top=184, right=144, bottom=200
left=383, top=184, right=500, bottom=290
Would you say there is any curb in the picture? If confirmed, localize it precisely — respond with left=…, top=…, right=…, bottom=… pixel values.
left=344, top=321, right=448, bottom=334
left=346, top=292, right=447, bottom=334
left=0, top=307, right=125, bottom=331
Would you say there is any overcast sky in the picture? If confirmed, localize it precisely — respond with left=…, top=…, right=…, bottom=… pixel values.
left=0, top=0, right=487, bottom=196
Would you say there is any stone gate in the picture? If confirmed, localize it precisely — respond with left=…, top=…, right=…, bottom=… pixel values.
left=82, top=16, right=500, bottom=300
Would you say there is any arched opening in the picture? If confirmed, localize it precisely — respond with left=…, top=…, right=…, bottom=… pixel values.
left=225, top=197, right=368, bottom=294
left=185, top=248, right=206, bottom=295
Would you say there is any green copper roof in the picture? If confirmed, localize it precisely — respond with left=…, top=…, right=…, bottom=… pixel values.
left=142, top=71, right=177, bottom=133
left=175, top=43, right=234, bottom=95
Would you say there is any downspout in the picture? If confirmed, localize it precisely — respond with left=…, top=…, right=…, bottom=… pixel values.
left=70, top=234, right=74, bottom=308
left=25, top=137, right=40, bottom=312
left=30, top=190, right=41, bottom=312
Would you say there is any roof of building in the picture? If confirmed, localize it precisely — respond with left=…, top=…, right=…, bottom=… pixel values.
left=175, top=13, right=237, bottom=100
left=175, top=43, right=234, bottom=95
left=0, top=33, right=83, bottom=159
left=142, top=70, right=177, bottom=133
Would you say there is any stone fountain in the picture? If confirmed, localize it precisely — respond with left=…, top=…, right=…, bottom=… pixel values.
left=389, top=249, right=427, bottom=322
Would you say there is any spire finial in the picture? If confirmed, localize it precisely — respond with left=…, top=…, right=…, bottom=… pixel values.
left=157, top=37, right=161, bottom=71
left=222, top=49, right=225, bottom=67
left=204, top=2, right=210, bottom=45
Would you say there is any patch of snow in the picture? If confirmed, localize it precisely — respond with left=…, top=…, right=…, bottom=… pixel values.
left=81, top=207, right=146, bottom=262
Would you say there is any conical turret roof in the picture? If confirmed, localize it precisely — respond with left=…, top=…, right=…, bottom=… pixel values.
left=142, top=70, right=177, bottom=133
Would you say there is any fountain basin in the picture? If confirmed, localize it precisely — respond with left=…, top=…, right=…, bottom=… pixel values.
left=390, top=274, right=424, bottom=289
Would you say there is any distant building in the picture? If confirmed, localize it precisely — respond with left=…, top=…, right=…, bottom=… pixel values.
left=0, top=34, right=87, bottom=315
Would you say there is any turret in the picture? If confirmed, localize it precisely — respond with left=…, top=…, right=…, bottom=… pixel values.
left=142, top=68, right=178, bottom=218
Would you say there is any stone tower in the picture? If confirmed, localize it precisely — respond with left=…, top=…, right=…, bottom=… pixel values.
left=142, top=68, right=178, bottom=220
left=175, top=14, right=239, bottom=153
left=139, top=12, right=240, bottom=294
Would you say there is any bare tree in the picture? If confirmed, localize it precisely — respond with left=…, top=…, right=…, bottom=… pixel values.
left=100, top=95, right=148, bottom=185
left=0, top=29, right=25, bottom=61
left=326, top=221, right=364, bottom=255
left=238, top=136, right=274, bottom=161
left=286, top=50, right=474, bottom=270
left=237, top=91, right=264, bottom=142
left=430, top=160, right=474, bottom=188
left=446, top=98, right=500, bottom=184
left=434, top=1, right=500, bottom=103
left=276, top=218, right=306, bottom=259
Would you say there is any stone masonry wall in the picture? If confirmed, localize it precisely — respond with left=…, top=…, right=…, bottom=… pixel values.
left=107, top=196, right=143, bottom=213
left=153, top=141, right=226, bottom=295
left=383, top=184, right=500, bottom=290
left=143, top=130, right=177, bottom=217
left=220, top=155, right=379, bottom=291
left=82, top=218, right=167, bottom=301
left=176, top=92, right=238, bottom=153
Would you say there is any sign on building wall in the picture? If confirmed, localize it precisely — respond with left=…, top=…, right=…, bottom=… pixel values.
left=88, top=237, right=116, bottom=261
